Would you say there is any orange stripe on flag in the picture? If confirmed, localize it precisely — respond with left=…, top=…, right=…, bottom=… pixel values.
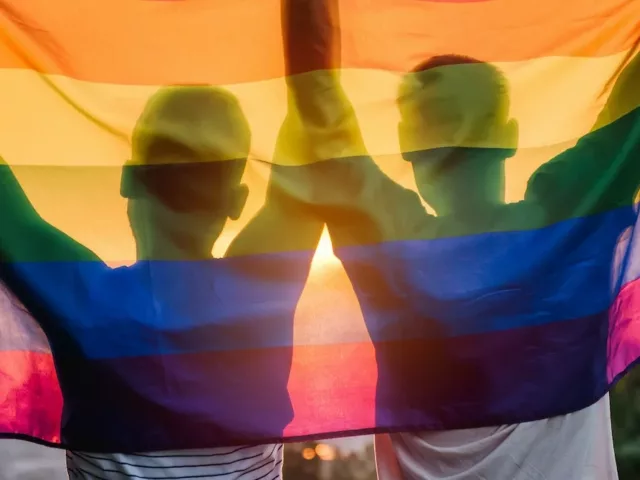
left=0, top=0, right=637, bottom=85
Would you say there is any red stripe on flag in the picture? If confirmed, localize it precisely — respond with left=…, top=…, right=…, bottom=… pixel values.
left=0, top=351, right=62, bottom=442
left=608, top=277, right=640, bottom=382
left=286, top=342, right=377, bottom=437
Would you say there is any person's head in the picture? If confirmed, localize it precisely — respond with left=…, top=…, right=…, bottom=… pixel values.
left=397, top=55, right=518, bottom=217
left=121, top=85, right=250, bottom=260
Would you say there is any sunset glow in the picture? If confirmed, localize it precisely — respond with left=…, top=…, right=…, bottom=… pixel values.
left=311, top=228, right=340, bottom=268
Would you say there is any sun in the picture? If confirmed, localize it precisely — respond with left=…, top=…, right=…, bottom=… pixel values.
left=310, top=227, right=340, bottom=268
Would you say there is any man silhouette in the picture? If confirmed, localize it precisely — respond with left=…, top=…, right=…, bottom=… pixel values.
left=278, top=0, right=639, bottom=477
left=368, top=54, right=637, bottom=480
left=0, top=85, right=320, bottom=478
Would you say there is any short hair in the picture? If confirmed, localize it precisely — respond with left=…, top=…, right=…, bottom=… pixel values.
left=127, top=86, right=250, bottom=211
left=397, top=54, right=510, bottom=124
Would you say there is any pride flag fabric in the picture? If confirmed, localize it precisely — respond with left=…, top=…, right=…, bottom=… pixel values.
left=0, top=0, right=639, bottom=453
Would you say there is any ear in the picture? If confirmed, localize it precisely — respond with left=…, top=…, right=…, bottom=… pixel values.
left=120, top=161, right=137, bottom=199
left=504, top=118, right=519, bottom=159
left=228, top=183, right=249, bottom=220
left=398, top=120, right=413, bottom=162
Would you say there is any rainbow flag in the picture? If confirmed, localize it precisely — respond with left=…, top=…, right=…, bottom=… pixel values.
left=0, top=0, right=639, bottom=452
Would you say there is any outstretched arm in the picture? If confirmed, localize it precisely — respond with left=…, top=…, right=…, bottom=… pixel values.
left=525, top=51, right=640, bottom=221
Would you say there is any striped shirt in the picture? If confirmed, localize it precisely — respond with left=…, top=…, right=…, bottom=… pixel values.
left=66, top=444, right=283, bottom=480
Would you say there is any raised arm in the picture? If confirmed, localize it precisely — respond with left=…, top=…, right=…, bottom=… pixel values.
left=0, top=159, right=104, bottom=335
left=525, top=51, right=640, bottom=221
left=276, top=0, right=426, bottom=248
left=228, top=0, right=363, bottom=260
left=281, top=0, right=365, bottom=160
left=0, top=160, right=101, bottom=263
